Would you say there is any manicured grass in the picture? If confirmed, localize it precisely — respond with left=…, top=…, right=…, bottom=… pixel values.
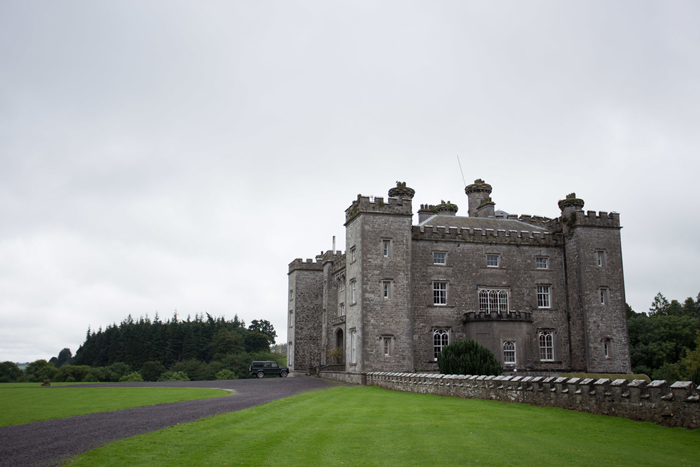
left=0, top=387, right=230, bottom=427
left=68, top=386, right=700, bottom=466
left=0, top=382, right=95, bottom=388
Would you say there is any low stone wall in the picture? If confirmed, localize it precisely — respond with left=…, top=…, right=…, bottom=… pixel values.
left=366, top=372, right=700, bottom=429
left=319, top=370, right=366, bottom=385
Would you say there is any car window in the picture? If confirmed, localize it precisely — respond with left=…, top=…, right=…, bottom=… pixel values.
left=271, top=363, right=278, bottom=368
left=264, top=362, right=271, bottom=368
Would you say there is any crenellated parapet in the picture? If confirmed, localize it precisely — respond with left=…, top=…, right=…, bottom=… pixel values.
left=345, top=194, right=413, bottom=224
left=366, top=373, right=700, bottom=429
left=412, top=225, right=564, bottom=246
left=288, top=257, right=325, bottom=273
left=553, top=210, right=621, bottom=231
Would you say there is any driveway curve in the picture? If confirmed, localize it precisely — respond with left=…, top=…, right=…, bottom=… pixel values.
left=0, top=376, right=342, bottom=467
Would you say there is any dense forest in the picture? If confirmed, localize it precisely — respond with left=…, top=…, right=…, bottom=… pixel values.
left=628, top=293, right=700, bottom=383
left=0, top=313, right=283, bottom=383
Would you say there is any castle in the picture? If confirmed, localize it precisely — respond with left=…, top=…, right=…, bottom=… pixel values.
left=287, top=180, right=631, bottom=382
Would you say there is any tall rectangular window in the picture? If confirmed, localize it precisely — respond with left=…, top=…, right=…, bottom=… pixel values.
left=433, top=329, right=449, bottom=360
left=600, top=288, right=608, bottom=305
left=382, top=240, right=390, bottom=257
left=289, top=289, right=294, bottom=301
left=486, top=254, right=499, bottom=267
left=596, top=250, right=606, bottom=267
left=351, top=247, right=356, bottom=263
left=351, top=280, right=357, bottom=304
left=383, top=281, right=391, bottom=299
left=539, top=331, right=554, bottom=361
left=433, top=281, right=447, bottom=305
left=537, top=285, right=551, bottom=308
left=503, top=341, right=516, bottom=364
left=288, top=310, right=293, bottom=328
left=383, top=336, right=392, bottom=356
left=604, top=341, right=610, bottom=358
left=536, top=257, right=548, bottom=269
left=351, top=330, right=357, bottom=364
left=339, top=303, right=345, bottom=316
left=433, top=252, right=446, bottom=265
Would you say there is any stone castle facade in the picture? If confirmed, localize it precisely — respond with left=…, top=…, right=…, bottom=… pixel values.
left=287, top=180, right=631, bottom=380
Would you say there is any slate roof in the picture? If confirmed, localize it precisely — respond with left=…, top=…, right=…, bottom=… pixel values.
left=418, top=215, right=551, bottom=233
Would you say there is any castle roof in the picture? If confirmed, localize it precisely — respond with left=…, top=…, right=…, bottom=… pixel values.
left=418, top=214, right=550, bottom=233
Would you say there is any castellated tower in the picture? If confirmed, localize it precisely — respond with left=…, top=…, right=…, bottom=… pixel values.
left=559, top=194, right=631, bottom=373
left=343, top=182, right=415, bottom=373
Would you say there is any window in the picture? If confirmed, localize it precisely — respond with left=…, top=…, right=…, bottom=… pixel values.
left=351, top=280, right=357, bottom=304
left=503, top=341, right=516, bottom=364
left=382, top=281, right=391, bottom=299
left=288, top=342, right=293, bottom=366
left=340, top=279, right=345, bottom=292
left=536, top=257, right=548, bottom=269
left=339, top=303, right=345, bottom=316
left=382, top=336, right=393, bottom=356
left=433, top=251, right=446, bottom=265
left=350, top=330, right=357, bottom=364
left=433, top=281, right=447, bottom=305
left=537, top=285, right=551, bottom=308
left=539, top=331, right=554, bottom=361
left=599, top=288, right=608, bottom=305
left=478, top=289, right=509, bottom=313
left=604, top=340, right=610, bottom=359
left=351, top=247, right=356, bottom=263
left=288, top=310, right=293, bottom=327
left=596, top=250, right=606, bottom=267
left=486, top=254, right=499, bottom=267
left=289, top=289, right=294, bottom=301
left=433, top=329, right=449, bottom=360
left=382, top=240, right=390, bottom=257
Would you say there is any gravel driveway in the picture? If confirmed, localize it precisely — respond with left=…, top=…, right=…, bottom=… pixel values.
left=0, top=376, right=341, bottom=467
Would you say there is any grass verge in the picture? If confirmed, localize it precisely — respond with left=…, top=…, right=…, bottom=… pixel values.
left=0, top=387, right=230, bottom=427
left=67, top=386, right=700, bottom=466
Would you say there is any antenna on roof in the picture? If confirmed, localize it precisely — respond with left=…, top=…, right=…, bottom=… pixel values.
left=456, top=155, right=467, bottom=187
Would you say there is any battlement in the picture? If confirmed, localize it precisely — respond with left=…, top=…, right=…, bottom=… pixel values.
left=367, top=373, right=700, bottom=429
left=554, top=210, right=621, bottom=231
left=288, top=257, right=324, bottom=273
left=345, top=194, right=413, bottom=224
left=412, top=224, right=563, bottom=246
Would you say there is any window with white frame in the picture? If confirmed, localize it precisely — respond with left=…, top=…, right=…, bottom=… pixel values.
left=288, top=310, right=293, bottom=328
left=383, top=336, right=393, bottom=356
left=433, top=251, right=446, bottom=265
left=351, top=247, right=356, bottom=263
left=596, top=250, right=606, bottom=267
left=503, top=341, right=516, bottom=364
left=604, top=340, right=610, bottom=359
left=599, top=288, right=608, bottom=305
left=289, top=289, right=294, bottom=301
left=339, top=302, right=345, bottom=316
left=350, top=330, right=357, bottom=364
left=433, top=329, right=449, bottom=360
left=382, top=281, right=391, bottom=299
left=288, top=342, right=293, bottom=366
left=539, top=331, right=554, bottom=361
left=433, top=281, right=447, bottom=305
left=339, top=279, right=345, bottom=292
left=478, top=288, right=509, bottom=313
left=537, top=285, right=551, bottom=308
left=536, top=257, right=548, bottom=269
left=486, top=254, right=499, bottom=267
left=382, top=239, right=391, bottom=257
left=350, top=279, right=357, bottom=304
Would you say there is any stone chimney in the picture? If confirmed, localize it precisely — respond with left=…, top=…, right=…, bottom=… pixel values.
left=388, top=181, right=415, bottom=200
left=465, top=179, right=493, bottom=217
left=418, top=201, right=458, bottom=223
left=558, top=193, right=585, bottom=218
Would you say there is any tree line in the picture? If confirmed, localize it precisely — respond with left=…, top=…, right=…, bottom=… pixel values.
left=628, top=292, right=700, bottom=383
left=0, top=313, right=283, bottom=383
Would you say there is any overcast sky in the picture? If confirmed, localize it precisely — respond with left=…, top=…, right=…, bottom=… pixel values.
left=1, top=1, right=698, bottom=363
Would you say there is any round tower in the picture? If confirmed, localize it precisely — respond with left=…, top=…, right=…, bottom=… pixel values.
left=465, top=179, right=493, bottom=217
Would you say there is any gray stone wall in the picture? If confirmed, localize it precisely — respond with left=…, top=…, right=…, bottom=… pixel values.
left=367, top=373, right=700, bottom=429
left=288, top=261, right=324, bottom=372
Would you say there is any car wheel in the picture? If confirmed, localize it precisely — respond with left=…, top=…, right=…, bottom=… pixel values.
left=280, top=370, right=288, bottom=378
left=257, top=371, right=264, bottom=379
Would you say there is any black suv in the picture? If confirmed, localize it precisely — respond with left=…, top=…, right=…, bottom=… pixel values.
left=249, top=361, right=289, bottom=378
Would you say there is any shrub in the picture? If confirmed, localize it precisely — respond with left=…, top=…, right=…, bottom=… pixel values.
left=119, top=372, right=144, bottom=382
left=157, top=371, right=190, bottom=382
left=57, top=365, right=91, bottom=382
left=437, top=339, right=502, bottom=376
left=0, top=361, right=22, bottom=383
left=215, top=369, right=238, bottom=380
left=170, top=359, right=206, bottom=381
left=140, top=361, right=166, bottom=382
left=24, top=360, right=59, bottom=382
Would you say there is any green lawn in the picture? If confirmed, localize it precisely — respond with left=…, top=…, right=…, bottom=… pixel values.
left=67, top=386, right=700, bottom=467
left=0, top=387, right=230, bottom=427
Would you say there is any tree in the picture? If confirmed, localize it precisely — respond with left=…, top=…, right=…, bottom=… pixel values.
left=56, top=348, right=73, bottom=368
left=0, top=361, right=22, bottom=383
left=248, top=320, right=277, bottom=345
left=649, top=292, right=670, bottom=316
left=683, top=331, right=700, bottom=384
left=140, top=361, right=166, bottom=382
left=24, top=360, right=59, bottom=382
left=211, top=329, right=244, bottom=360
left=437, top=339, right=502, bottom=376
left=244, top=331, right=270, bottom=353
